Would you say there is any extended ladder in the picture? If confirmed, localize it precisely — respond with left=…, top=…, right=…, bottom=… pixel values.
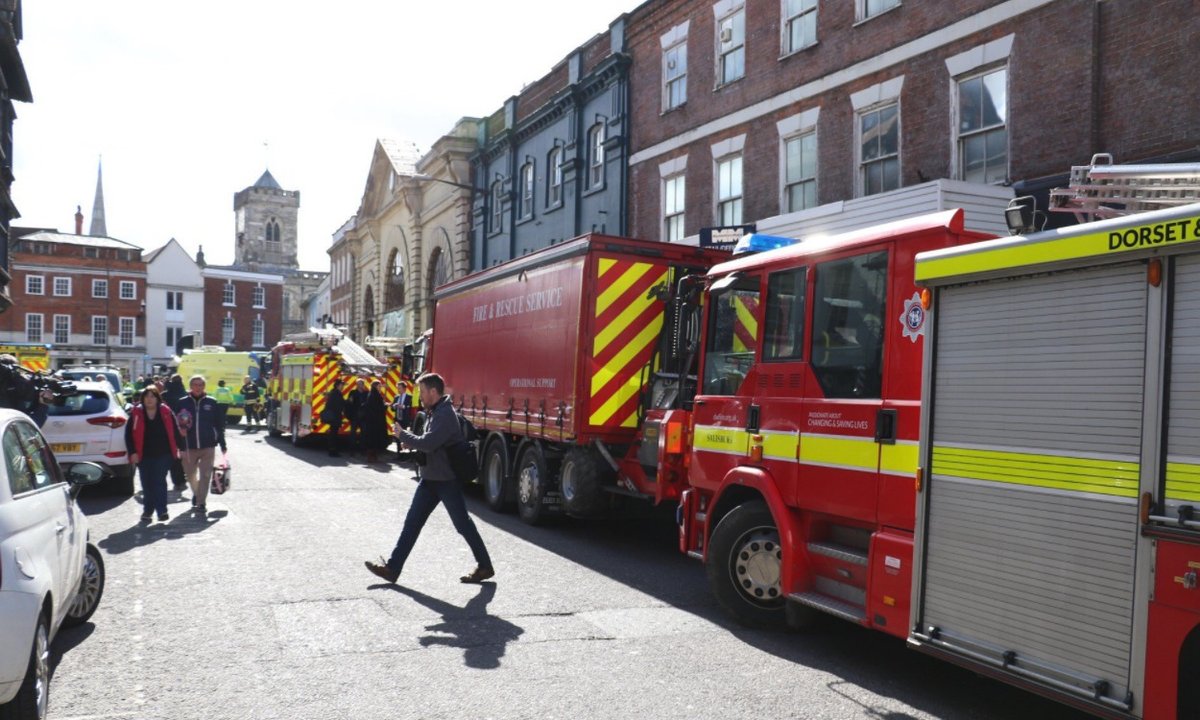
left=1050, top=153, right=1200, bottom=223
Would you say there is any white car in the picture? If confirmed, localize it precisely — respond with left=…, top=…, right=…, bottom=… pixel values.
left=39, top=382, right=134, bottom=495
left=0, top=410, right=105, bottom=719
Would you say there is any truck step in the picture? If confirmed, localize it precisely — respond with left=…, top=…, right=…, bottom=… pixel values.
left=600, top=485, right=653, bottom=500
left=788, top=591, right=868, bottom=625
left=807, top=541, right=868, bottom=566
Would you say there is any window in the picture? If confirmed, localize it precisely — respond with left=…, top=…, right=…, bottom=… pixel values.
left=783, top=0, right=817, bottom=54
left=547, top=147, right=563, bottom=207
left=958, top=67, right=1008, bottom=184
left=223, top=282, right=235, bottom=305
left=166, top=326, right=183, bottom=353
left=92, top=279, right=108, bottom=298
left=664, top=175, right=686, bottom=242
left=24, top=313, right=42, bottom=343
left=253, top=317, right=265, bottom=347
left=717, top=155, right=743, bottom=225
left=764, top=268, right=807, bottom=361
left=266, top=218, right=280, bottom=243
left=717, top=9, right=745, bottom=85
left=6, top=422, right=59, bottom=495
left=53, top=277, right=71, bottom=297
left=784, top=131, right=818, bottom=212
left=587, top=124, right=606, bottom=189
left=4, top=426, right=35, bottom=495
left=518, top=161, right=534, bottom=219
left=811, top=251, right=888, bottom=398
left=92, top=316, right=107, bottom=346
left=120, top=281, right=136, bottom=300
left=490, top=180, right=504, bottom=234
left=859, top=103, right=900, bottom=196
left=119, top=317, right=135, bottom=346
left=25, top=275, right=43, bottom=295
left=858, top=0, right=900, bottom=21
left=222, top=317, right=234, bottom=345
left=664, top=42, right=687, bottom=110
left=253, top=285, right=265, bottom=308
left=53, top=315, right=70, bottom=345
left=167, top=291, right=183, bottom=310
left=702, top=277, right=760, bottom=395
left=83, top=246, right=98, bottom=259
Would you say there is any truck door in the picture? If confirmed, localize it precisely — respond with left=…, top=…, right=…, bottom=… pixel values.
left=690, top=275, right=762, bottom=490
left=800, top=249, right=889, bottom=523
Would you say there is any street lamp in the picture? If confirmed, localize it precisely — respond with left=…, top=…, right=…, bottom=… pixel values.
left=407, top=173, right=483, bottom=193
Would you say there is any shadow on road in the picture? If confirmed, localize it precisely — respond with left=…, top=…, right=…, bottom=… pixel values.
left=371, top=583, right=523, bottom=669
left=95, top=506, right=225, bottom=554
left=49, top=621, right=95, bottom=680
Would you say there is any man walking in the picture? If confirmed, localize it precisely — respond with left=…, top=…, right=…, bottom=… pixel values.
left=347, top=378, right=369, bottom=453
left=365, top=373, right=494, bottom=584
left=240, top=375, right=262, bottom=426
left=172, top=375, right=227, bottom=518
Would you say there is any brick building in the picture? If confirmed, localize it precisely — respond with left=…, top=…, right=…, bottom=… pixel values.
left=0, top=228, right=147, bottom=375
left=624, top=0, right=1200, bottom=243
left=201, top=267, right=283, bottom=352
left=328, top=215, right=354, bottom=330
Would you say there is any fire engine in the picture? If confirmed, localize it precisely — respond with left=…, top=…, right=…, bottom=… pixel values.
left=909, top=160, right=1200, bottom=719
left=265, top=328, right=407, bottom=443
left=425, top=233, right=727, bottom=524
left=0, top=343, right=51, bottom=372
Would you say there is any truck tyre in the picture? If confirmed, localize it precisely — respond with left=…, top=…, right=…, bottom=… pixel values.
left=516, top=445, right=551, bottom=526
left=706, top=500, right=787, bottom=629
left=481, top=438, right=513, bottom=513
left=64, top=544, right=105, bottom=627
left=0, top=612, right=49, bottom=720
left=559, top=447, right=605, bottom=518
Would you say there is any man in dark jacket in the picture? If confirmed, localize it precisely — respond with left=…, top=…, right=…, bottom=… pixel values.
left=346, top=378, right=368, bottom=452
left=321, top=378, right=346, bottom=457
left=172, top=375, right=227, bottom=518
left=365, top=373, right=493, bottom=584
left=162, top=374, right=188, bottom=490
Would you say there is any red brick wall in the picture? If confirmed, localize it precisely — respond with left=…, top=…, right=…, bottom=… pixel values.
left=203, top=277, right=283, bottom=351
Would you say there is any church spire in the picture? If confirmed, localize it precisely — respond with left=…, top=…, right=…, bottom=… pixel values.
left=89, top=159, right=107, bottom=237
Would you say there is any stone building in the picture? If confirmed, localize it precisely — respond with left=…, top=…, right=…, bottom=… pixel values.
left=0, top=1, right=30, bottom=311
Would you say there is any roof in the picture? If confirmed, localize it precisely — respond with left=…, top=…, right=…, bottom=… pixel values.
left=378, top=138, right=421, bottom=176
left=254, top=169, right=282, bottom=190
left=16, top=230, right=142, bottom=251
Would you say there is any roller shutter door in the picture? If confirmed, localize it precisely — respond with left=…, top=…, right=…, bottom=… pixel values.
left=1167, top=254, right=1200, bottom=506
left=921, top=262, right=1145, bottom=705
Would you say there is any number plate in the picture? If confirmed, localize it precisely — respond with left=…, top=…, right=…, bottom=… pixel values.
left=51, top=443, right=83, bottom=454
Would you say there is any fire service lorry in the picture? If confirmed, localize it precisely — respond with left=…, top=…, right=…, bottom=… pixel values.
left=266, top=329, right=409, bottom=444
left=425, top=233, right=727, bottom=524
left=910, top=202, right=1200, bottom=718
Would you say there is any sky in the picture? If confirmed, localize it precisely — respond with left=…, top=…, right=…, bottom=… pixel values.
left=13, top=1, right=638, bottom=271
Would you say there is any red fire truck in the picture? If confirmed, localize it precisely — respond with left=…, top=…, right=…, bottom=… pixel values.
left=425, top=233, right=727, bottom=524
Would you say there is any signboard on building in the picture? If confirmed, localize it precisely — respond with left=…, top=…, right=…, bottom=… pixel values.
left=699, top=224, right=756, bottom=252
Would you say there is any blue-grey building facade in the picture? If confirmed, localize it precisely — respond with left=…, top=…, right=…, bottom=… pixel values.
left=470, top=18, right=631, bottom=271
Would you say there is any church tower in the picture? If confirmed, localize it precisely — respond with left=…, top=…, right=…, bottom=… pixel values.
left=233, top=169, right=299, bottom=269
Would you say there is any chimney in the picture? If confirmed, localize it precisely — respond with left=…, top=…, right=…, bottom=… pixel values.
left=74, top=205, right=83, bottom=235
left=196, top=244, right=206, bottom=267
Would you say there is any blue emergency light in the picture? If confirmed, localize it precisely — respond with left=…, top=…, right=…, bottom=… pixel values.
left=732, top=233, right=800, bottom=255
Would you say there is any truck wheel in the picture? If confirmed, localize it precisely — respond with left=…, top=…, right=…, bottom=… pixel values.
left=706, top=500, right=787, bottom=629
left=1, top=612, right=49, bottom=720
left=516, top=445, right=550, bottom=526
left=64, top=544, right=105, bottom=627
left=560, top=447, right=605, bottom=518
left=481, top=439, right=513, bottom=513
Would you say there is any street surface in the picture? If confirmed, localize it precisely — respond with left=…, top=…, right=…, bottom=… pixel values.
left=47, top=428, right=1100, bottom=720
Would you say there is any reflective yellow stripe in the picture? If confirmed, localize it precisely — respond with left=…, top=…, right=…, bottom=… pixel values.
left=932, top=445, right=1139, bottom=498
left=880, top=441, right=920, bottom=477
left=762, top=431, right=798, bottom=461
left=693, top=425, right=749, bottom=455
left=1167, top=460, right=1200, bottom=502
left=915, top=213, right=1200, bottom=282
left=799, top=433, right=878, bottom=471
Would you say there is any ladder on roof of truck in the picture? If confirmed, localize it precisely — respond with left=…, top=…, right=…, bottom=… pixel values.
left=1050, top=153, right=1200, bottom=222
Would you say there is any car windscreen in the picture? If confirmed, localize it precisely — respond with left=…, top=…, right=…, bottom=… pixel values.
left=62, top=371, right=121, bottom=393
left=47, top=390, right=112, bottom=416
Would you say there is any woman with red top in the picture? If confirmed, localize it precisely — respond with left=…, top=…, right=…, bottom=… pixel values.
left=124, top=385, right=181, bottom=522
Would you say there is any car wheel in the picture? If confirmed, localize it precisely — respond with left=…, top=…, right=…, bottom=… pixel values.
left=64, top=544, right=105, bottom=627
left=481, top=438, right=513, bottom=513
left=0, top=613, right=50, bottom=720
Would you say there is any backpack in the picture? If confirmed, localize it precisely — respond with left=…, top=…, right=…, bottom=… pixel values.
left=446, top=409, right=479, bottom=482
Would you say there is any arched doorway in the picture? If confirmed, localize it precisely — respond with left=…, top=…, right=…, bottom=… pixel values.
left=385, top=248, right=406, bottom=310
left=363, top=285, right=375, bottom=338
left=428, top=246, right=450, bottom=296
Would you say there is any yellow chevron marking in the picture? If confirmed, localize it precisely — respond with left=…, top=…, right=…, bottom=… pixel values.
left=593, top=269, right=667, bottom=356
left=597, top=257, right=617, bottom=280
left=589, top=317, right=662, bottom=426
left=595, top=262, right=655, bottom=319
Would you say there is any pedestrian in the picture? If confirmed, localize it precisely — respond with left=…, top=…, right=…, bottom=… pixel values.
left=240, top=375, right=262, bottom=426
left=347, top=378, right=369, bottom=452
left=361, top=380, right=389, bottom=463
left=213, top=379, right=235, bottom=427
left=172, top=375, right=227, bottom=518
left=321, top=378, right=346, bottom=457
left=162, top=374, right=188, bottom=490
left=364, top=373, right=494, bottom=585
left=124, top=386, right=181, bottom=522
